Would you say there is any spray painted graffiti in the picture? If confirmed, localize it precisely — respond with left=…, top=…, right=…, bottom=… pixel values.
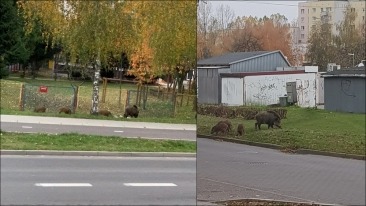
left=341, top=79, right=356, bottom=97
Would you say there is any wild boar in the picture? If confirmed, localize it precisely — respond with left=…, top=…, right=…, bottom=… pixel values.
left=255, top=111, right=282, bottom=130
left=59, top=107, right=72, bottom=114
left=34, top=106, right=46, bottom=113
left=217, top=119, right=232, bottom=131
left=211, top=122, right=229, bottom=136
left=98, top=109, right=112, bottom=117
left=124, top=105, right=139, bottom=118
left=236, top=124, right=244, bottom=136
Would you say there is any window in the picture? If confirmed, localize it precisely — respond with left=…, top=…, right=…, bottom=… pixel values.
left=301, top=17, right=304, bottom=22
left=351, top=8, right=355, bottom=12
left=313, top=8, right=316, bottom=12
left=326, top=7, right=331, bottom=12
left=301, top=34, right=305, bottom=39
left=298, top=40, right=302, bottom=43
left=301, top=9, right=305, bottom=14
left=313, top=16, right=317, bottom=21
left=363, top=16, right=365, bottom=20
left=301, top=26, right=305, bottom=30
left=321, top=8, right=324, bottom=12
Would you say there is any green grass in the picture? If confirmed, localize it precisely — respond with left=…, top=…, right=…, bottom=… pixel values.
left=0, top=107, right=196, bottom=124
left=1, top=77, right=196, bottom=124
left=197, top=107, right=365, bottom=155
left=0, top=132, right=196, bottom=153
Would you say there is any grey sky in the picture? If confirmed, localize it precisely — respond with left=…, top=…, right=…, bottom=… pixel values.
left=210, top=1, right=306, bottom=23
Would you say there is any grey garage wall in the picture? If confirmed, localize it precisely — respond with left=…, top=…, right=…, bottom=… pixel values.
left=324, top=77, right=365, bottom=113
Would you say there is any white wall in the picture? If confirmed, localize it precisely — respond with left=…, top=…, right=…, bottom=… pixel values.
left=221, top=77, right=243, bottom=106
left=316, top=73, right=325, bottom=105
left=244, top=73, right=317, bottom=107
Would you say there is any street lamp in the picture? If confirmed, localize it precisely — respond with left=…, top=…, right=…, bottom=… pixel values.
left=348, top=53, right=355, bottom=68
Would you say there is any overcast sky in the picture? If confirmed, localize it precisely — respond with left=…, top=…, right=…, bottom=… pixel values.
left=210, top=1, right=306, bottom=23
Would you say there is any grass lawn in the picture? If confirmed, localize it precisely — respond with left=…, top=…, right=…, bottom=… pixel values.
left=0, top=77, right=196, bottom=124
left=197, top=107, right=365, bottom=155
left=0, top=107, right=196, bottom=124
left=0, top=132, right=196, bottom=153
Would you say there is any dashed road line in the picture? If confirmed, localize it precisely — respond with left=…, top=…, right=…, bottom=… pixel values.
left=114, top=130, right=124, bottom=133
left=123, top=183, right=177, bottom=187
left=22, top=126, right=33, bottom=129
left=34, top=183, right=92, bottom=187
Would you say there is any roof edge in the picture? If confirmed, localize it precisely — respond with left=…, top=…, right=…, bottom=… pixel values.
left=229, top=50, right=291, bottom=67
left=220, top=70, right=305, bottom=77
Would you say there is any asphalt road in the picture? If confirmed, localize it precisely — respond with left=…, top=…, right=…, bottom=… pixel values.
left=197, top=138, right=366, bottom=206
left=1, top=155, right=196, bottom=206
left=0, top=122, right=196, bottom=141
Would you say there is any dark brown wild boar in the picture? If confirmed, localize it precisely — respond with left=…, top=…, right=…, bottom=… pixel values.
left=124, top=105, right=139, bottom=118
left=217, top=119, right=232, bottom=131
left=211, top=122, right=229, bottom=136
left=34, top=106, right=46, bottom=113
left=255, top=111, right=282, bottom=130
left=98, top=109, right=112, bottom=117
left=59, top=107, right=72, bottom=114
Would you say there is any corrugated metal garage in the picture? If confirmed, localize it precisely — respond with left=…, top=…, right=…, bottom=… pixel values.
left=322, top=68, right=365, bottom=113
left=197, top=50, right=291, bottom=104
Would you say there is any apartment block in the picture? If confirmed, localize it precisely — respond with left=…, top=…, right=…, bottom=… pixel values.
left=297, top=0, right=365, bottom=44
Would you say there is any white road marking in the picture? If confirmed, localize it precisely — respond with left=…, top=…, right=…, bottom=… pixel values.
left=237, top=151, right=258, bottom=154
left=114, top=130, right=124, bottom=133
left=123, top=183, right=177, bottom=187
left=34, top=183, right=92, bottom=187
left=22, top=126, right=33, bottom=129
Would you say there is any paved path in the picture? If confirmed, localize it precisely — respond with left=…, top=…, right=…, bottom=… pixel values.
left=0, top=115, right=196, bottom=130
left=1, top=155, right=196, bottom=205
left=1, top=122, right=196, bottom=141
left=197, top=138, right=365, bottom=206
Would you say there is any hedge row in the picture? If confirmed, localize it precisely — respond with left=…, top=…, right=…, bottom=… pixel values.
left=197, top=104, right=287, bottom=120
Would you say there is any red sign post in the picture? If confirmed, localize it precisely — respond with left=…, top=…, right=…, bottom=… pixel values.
left=39, top=86, right=48, bottom=93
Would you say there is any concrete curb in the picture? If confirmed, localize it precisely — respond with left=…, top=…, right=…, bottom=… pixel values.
left=213, top=198, right=342, bottom=206
left=0, top=150, right=196, bottom=158
left=197, top=135, right=365, bottom=161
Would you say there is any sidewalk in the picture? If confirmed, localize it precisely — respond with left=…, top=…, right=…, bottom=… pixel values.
left=0, top=115, right=197, bottom=158
left=0, top=115, right=196, bottom=131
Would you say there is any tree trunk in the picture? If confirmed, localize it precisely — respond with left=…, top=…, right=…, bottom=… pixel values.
left=90, top=60, right=101, bottom=115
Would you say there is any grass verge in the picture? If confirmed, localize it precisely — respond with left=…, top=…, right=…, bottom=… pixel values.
left=0, top=108, right=196, bottom=124
left=0, top=132, right=196, bottom=153
left=197, top=107, right=365, bottom=155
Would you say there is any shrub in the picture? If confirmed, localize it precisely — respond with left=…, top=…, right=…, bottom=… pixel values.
left=0, top=67, right=10, bottom=79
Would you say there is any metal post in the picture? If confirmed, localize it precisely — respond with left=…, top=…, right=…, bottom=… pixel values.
left=348, top=53, right=355, bottom=68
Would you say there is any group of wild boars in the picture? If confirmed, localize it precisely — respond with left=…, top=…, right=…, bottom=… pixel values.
left=255, top=110, right=282, bottom=130
left=124, top=105, right=139, bottom=118
left=211, top=120, right=245, bottom=137
left=59, top=107, right=72, bottom=114
left=34, top=106, right=46, bottom=113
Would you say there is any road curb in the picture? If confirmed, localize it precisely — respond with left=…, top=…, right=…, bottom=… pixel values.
left=213, top=198, right=343, bottom=206
left=197, top=135, right=365, bottom=160
left=0, top=150, right=196, bottom=158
